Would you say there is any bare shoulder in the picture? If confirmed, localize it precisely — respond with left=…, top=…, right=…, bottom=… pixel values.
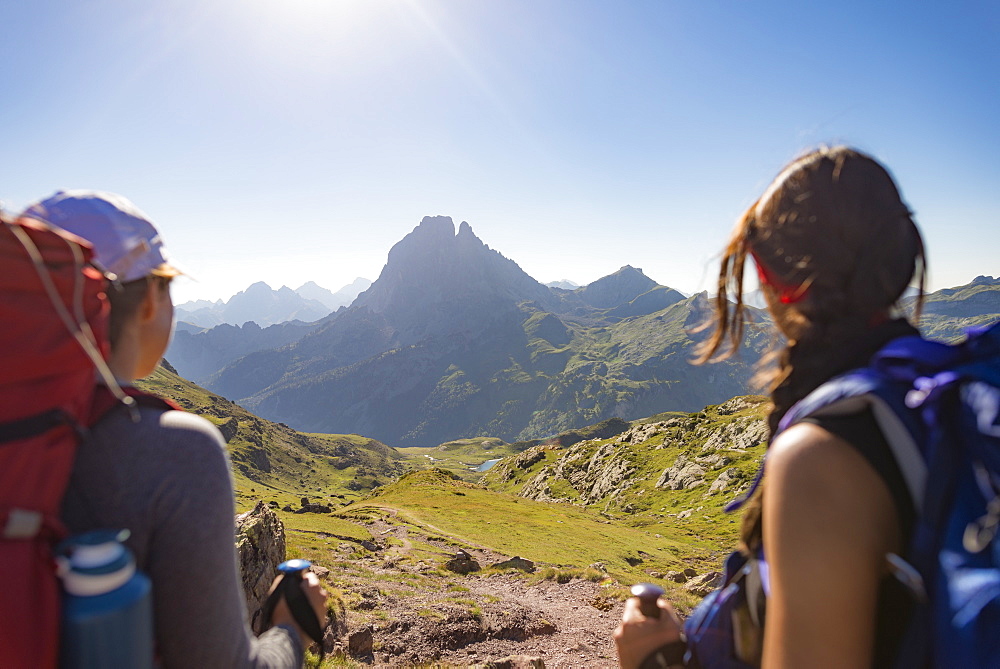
left=767, top=421, right=890, bottom=499
left=768, top=421, right=859, bottom=475
left=765, top=420, right=900, bottom=555
left=761, top=420, right=901, bottom=666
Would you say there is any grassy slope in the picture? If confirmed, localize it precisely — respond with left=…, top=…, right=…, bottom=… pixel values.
left=342, top=469, right=719, bottom=607
left=396, top=437, right=518, bottom=481
left=135, top=365, right=404, bottom=532
left=138, top=363, right=764, bottom=612
left=482, top=396, right=768, bottom=549
left=513, top=296, right=771, bottom=440
left=906, top=280, right=1000, bottom=342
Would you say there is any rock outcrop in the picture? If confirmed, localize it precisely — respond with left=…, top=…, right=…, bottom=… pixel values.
left=235, top=500, right=286, bottom=633
left=519, top=439, right=637, bottom=504
left=656, top=454, right=707, bottom=490
left=684, top=571, right=723, bottom=597
left=698, top=416, right=768, bottom=452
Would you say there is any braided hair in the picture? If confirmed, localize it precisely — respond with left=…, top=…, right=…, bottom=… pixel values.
left=698, top=146, right=926, bottom=548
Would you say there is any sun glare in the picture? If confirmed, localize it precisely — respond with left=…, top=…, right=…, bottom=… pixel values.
left=246, top=0, right=382, bottom=26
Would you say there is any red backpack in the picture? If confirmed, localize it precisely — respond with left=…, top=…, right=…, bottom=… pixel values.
left=0, top=215, right=112, bottom=667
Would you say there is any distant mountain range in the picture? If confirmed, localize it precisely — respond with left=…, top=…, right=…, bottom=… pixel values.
left=174, top=278, right=372, bottom=329
left=165, top=216, right=998, bottom=447
left=168, top=216, right=769, bottom=445
left=904, top=274, right=1000, bottom=342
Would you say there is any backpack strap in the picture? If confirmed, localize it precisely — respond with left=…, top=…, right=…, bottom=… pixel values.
left=779, top=371, right=930, bottom=514
left=0, top=409, right=81, bottom=444
left=88, top=385, right=182, bottom=427
left=779, top=323, right=1000, bottom=516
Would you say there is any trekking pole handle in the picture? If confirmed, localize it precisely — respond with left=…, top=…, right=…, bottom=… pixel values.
left=278, top=558, right=311, bottom=581
left=631, top=583, right=664, bottom=619
left=262, top=559, right=324, bottom=647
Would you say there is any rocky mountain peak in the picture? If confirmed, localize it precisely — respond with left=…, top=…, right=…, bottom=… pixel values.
left=415, top=215, right=456, bottom=238
left=577, top=265, right=659, bottom=309
left=243, top=281, right=273, bottom=295
left=355, top=216, right=552, bottom=329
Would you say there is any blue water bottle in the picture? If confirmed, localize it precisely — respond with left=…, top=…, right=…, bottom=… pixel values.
left=57, top=529, right=154, bottom=669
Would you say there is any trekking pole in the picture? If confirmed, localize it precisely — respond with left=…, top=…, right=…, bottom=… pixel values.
left=261, top=559, right=325, bottom=655
left=631, top=583, right=664, bottom=618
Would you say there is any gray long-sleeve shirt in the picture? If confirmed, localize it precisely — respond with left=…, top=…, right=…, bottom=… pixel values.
left=61, top=405, right=303, bottom=668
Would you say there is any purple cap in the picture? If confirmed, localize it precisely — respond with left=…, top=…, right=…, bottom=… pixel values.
left=21, top=190, right=181, bottom=283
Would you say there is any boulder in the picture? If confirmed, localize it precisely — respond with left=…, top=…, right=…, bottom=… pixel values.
left=616, top=422, right=668, bottom=445
left=347, top=625, right=374, bottom=657
left=699, top=416, right=767, bottom=452
left=656, top=455, right=706, bottom=490
left=234, top=500, right=286, bottom=633
left=445, top=549, right=481, bottom=574
left=515, top=447, right=547, bottom=470
left=708, top=467, right=740, bottom=494
left=294, top=503, right=332, bottom=514
left=491, top=556, right=536, bottom=572
left=684, top=571, right=723, bottom=597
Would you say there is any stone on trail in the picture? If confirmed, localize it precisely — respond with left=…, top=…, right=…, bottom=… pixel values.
left=491, top=556, right=536, bottom=572
left=469, top=655, right=546, bottom=669
left=445, top=549, right=482, bottom=574
left=684, top=571, right=723, bottom=597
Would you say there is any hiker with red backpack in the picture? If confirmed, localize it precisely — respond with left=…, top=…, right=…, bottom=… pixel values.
left=1, top=191, right=327, bottom=667
left=614, top=147, right=1000, bottom=667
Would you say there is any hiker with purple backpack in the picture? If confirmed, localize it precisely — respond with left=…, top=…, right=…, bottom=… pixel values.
left=615, top=147, right=1000, bottom=667
left=16, top=191, right=329, bottom=667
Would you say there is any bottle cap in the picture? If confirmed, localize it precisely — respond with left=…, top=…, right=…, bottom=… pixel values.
left=57, top=529, right=136, bottom=596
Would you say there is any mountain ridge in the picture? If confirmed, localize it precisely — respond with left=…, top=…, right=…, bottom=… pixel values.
left=166, top=215, right=997, bottom=449
left=173, top=277, right=372, bottom=329
left=205, top=216, right=769, bottom=445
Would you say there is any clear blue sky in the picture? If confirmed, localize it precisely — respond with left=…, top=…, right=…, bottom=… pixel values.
left=2, top=0, right=997, bottom=304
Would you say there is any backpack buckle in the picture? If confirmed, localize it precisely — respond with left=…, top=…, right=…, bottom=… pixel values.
left=2, top=509, right=43, bottom=539
left=964, top=494, right=1000, bottom=554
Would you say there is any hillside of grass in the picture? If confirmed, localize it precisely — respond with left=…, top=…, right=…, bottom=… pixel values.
left=906, top=276, right=1000, bottom=342
left=144, top=362, right=764, bottom=580
left=394, top=417, right=633, bottom=483
left=137, top=363, right=406, bottom=519
left=481, top=395, right=769, bottom=548
left=342, top=469, right=722, bottom=597
left=396, top=437, right=517, bottom=481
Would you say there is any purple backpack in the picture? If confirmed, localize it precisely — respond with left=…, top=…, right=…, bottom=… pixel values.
left=683, top=322, right=1000, bottom=668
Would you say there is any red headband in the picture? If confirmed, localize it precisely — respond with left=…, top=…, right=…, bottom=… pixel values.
left=749, top=249, right=809, bottom=304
